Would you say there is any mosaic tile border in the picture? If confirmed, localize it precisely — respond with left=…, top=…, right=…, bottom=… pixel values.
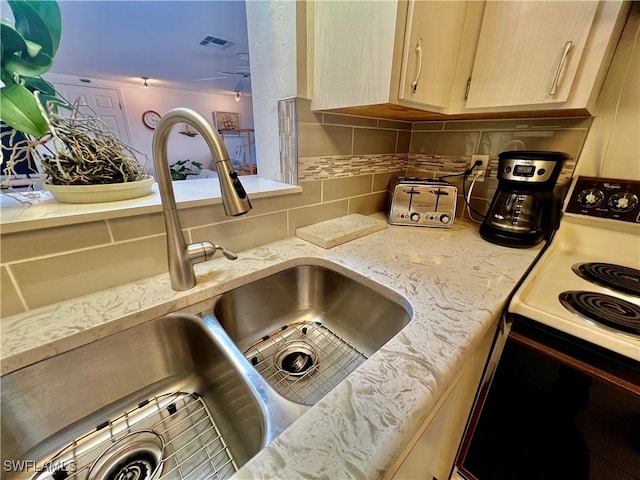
left=408, top=153, right=576, bottom=183
left=298, top=154, right=409, bottom=181
left=278, top=97, right=298, bottom=184
left=408, top=154, right=470, bottom=174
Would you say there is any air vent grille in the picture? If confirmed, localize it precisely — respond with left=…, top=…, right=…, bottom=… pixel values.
left=199, top=35, right=235, bottom=49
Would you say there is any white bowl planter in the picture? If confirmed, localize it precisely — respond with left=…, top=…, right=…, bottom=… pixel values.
left=44, top=175, right=154, bottom=204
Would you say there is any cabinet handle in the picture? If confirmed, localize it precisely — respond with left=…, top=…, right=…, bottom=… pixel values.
left=410, top=38, right=423, bottom=94
left=549, top=41, right=573, bottom=96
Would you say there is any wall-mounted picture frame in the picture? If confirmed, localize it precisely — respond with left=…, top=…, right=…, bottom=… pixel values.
left=213, top=111, right=241, bottom=131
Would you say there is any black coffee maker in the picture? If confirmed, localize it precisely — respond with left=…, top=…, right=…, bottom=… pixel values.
left=480, top=151, right=570, bottom=248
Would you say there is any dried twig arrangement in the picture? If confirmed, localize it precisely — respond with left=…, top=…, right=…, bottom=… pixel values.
left=42, top=104, right=147, bottom=185
left=2, top=100, right=148, bottom=186
left=0, top=128, right=46, bottom=178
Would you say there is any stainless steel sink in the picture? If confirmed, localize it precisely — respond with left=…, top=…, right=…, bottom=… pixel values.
left=1, top=313, right=267, bottom=480
left=2, top=262, right=411, bottom=480
left=206, top=263, right=412, bottom=405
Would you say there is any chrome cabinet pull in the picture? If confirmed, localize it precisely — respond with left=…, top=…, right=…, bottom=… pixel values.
left=549, top=41, right=573, bottom=96
left=411, top=38, right=423, bottom=94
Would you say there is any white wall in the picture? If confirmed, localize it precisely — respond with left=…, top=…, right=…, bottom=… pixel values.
left=245, top=0, right=298, bottom=182
left=45, top=73, right=254, bottom=178
left=576, top=5, right=640, bottom=180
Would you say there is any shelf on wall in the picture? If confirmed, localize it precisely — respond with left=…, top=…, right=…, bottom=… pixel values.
left=219, top=129, right=256, bottom=175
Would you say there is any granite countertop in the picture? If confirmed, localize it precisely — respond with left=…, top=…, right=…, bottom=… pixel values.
left=0, top=218, right=541, bottom=478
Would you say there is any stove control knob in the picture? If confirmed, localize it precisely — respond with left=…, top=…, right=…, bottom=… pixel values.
left=609, top=192, right=638, bottom=212
left=410, top=212, right=421, bottom=222
left=440, top=214, right=451, bottom=224
left=577, top=188, right=604, bottom=208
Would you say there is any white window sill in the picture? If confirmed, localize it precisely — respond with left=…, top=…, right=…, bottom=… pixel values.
left=0, top=176, right=302, bottom=234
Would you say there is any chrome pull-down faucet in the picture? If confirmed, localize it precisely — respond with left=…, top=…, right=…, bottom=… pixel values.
left=152, top=108, right=252, bottom=291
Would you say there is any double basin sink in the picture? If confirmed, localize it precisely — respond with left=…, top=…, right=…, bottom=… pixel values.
left=1, top=261, right=411, bottom=480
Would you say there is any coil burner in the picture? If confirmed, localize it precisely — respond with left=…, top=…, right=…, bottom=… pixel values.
left=559, top=290, right=640, bottom=336
left=572, top=263, right=640, bottom=297
left=30, top=392, right=237, bottom=480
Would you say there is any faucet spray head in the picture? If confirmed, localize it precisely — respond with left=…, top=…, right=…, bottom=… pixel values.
left=215, top=157, right=251, bottom=216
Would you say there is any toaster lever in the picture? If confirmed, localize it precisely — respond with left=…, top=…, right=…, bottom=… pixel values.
left=432, top=187, right=449, bottom=211
left=405, top=187, right=421, bottom=210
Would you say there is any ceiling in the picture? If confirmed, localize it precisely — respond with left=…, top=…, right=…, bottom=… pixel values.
left=25, top=0, right=251, bottom=95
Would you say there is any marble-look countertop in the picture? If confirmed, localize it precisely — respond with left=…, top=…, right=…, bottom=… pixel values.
left=0, top=218, right=541, bottom=478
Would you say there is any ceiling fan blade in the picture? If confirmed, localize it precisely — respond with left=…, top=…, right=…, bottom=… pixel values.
left=194, top=76, right=231, bottom=82
left=216, top=71, right=243, bottom=77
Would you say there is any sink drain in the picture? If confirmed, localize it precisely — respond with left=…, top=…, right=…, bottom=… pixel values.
left=30, top=392, right=238, bottom=480
left=87, top=430, right=164, bottom=480
left=244, top=322, right=367, bottom=405
left=274, top=340, right=318, bottom=378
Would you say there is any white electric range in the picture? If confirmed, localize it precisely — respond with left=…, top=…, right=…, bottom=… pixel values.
left=509, top=176, right=640, bottom=362
left=453, top=176, right=639, bottom=480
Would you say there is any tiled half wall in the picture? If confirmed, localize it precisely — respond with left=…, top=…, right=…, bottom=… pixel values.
left=0, top=172, right=399, bottom=316
left=1, top=99, right=592, bottom=315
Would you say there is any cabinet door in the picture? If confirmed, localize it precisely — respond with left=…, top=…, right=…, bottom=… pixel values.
left=51, top=81, right=131, bottom=143
left=466, top=1, right=598, bottom=109
left=312, top=0, right=398, bottom=110
left=388, top=323, right=496, bottom=480
left=399, top=0, right=468, bottom=108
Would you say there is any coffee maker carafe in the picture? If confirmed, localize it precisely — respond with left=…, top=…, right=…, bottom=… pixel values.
left=480, top=151, right=569, bottom=248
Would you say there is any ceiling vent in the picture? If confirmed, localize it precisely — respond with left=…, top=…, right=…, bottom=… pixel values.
left=199, top=35, right=235, bottom=49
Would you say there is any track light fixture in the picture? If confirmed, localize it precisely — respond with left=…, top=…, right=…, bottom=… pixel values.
left=141, top=76, right=150, bottom=89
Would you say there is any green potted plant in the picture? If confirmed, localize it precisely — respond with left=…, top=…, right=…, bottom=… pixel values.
left=1, top=0, right=62, bottom=138
left=1, top=0, right=151, bottom=202
left=170, top=159, right=203, bottom=181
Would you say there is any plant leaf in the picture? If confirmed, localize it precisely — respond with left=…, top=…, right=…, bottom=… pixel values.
left=23, top=76, right=69, bottom=112
left=0, top=82, right=49, bottom=137
left=23, top=75, right=55, bottom=96
left=3, top=51, right=52, bottom=77
left=7, top=0, right=61, bottom=57
left=0, top=20, right=29, bottom=55
left=24, top=38, right=42, bottom=57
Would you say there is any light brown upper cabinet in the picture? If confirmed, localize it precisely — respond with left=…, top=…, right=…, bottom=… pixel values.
left=309, top=0, right=630, bottom=119
left=311, top=0, right=401, bottom=111
left=451, top=0, right=630, bottom=114
left=465, top=2, right=598, bottom=108
left=310, top=0, right=471, bottom=117
left=398, top=1, right=469, bottom=109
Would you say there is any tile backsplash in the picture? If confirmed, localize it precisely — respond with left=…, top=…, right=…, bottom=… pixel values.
left=1, top=100, right=593, bottom=315
left=407, top=116, right=591, bottom=218
left=294, top=98, right=412, bottom=180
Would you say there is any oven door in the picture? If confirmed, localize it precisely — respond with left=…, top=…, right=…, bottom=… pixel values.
left=451, top=315, right=640, bottom=480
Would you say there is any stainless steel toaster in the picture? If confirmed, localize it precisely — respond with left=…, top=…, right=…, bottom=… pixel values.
left=387, top=177, right=457, bottom=227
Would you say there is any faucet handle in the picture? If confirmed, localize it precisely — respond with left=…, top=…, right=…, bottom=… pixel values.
left=214, top=244, right=238, bottom=261
left=187, top=241, right=238, bottom=263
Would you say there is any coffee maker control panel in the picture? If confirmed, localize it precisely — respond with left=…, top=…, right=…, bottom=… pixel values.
left=566, top=176, right=640, bottom=223
left=500, top=158, right=558, bottom=183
